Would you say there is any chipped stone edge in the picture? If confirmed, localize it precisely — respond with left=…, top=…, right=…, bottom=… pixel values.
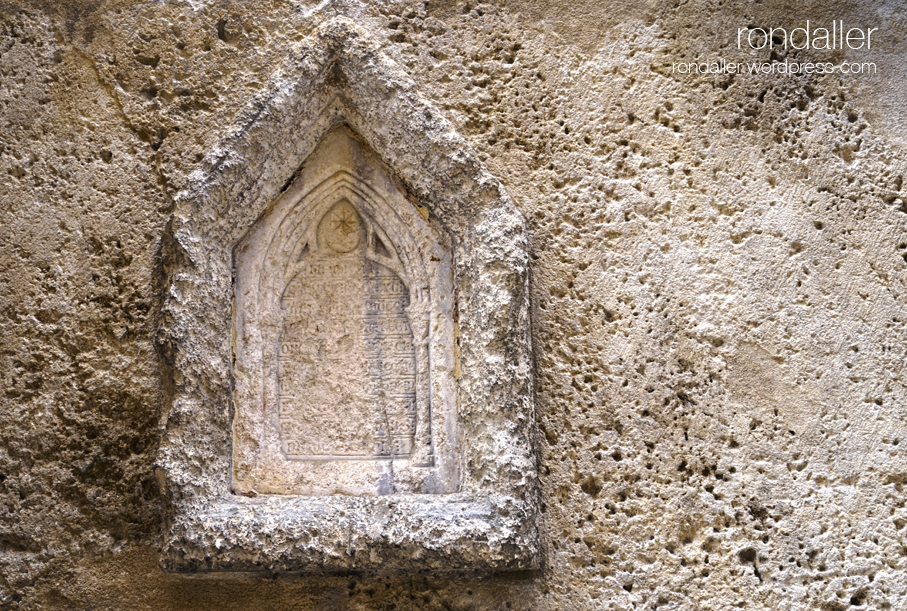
left=155, top=17, right=539, bottom=573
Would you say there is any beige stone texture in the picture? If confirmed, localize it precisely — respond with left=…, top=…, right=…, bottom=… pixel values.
left=152, top=22, right=537, bottom=572
left=1, top=0, right=907, bottom=609
left=232, top=127, right=459, bottom=497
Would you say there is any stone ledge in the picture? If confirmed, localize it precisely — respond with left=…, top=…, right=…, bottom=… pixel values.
left=160, top=494, right=539, bottom=573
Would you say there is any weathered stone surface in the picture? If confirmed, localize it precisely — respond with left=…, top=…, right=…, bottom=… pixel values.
left=232, top=127, right=459, bottom=497
left=154, top=19, right=537, bottom=573
left=2, top=0, right=907, bottom=608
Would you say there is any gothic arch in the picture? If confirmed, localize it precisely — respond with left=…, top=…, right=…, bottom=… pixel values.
left=158, top=17, right=537, bottom=573
left=232, top=127, right=455, bottom=495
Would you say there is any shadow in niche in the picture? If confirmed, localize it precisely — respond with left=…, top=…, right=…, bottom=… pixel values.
left=231, top=125, right=459, bottom=497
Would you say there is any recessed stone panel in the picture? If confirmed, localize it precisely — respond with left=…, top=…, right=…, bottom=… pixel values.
left=232, top=127, right=458, bottom=496
left=157, top=19, right=538, bottom=573
left=277, top=230, right=418, bottom=461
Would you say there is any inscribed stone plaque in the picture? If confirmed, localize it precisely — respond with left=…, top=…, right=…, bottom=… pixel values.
left=158, top=27, right=538, bottom=572
left=232, top=127, right=458, bottom=496
left=278, top=201, right=418, bottom=460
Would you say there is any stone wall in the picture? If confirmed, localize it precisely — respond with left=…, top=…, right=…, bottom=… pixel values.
left=1, top=0, right=906, bottom=609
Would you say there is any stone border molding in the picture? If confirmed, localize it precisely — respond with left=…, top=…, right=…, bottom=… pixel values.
left=156, top=17, right=538, bottom=573
left=232, top=127, right=460, bottom=496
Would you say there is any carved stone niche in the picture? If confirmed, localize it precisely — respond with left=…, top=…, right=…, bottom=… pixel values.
left=156, top=18, right=537, bottom=574
left=232, top=127, right=458, bottom=496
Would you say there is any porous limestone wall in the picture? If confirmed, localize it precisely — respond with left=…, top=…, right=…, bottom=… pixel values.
left=1, top=0, right=906, bottom=609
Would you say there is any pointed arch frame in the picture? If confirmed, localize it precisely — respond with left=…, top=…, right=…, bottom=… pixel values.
left=234, top=140, right=453, bottom=485
left=156, top=18, right=537, bottom=573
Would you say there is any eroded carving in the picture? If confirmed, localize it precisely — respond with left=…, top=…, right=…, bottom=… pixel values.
left=232, top=127, right=456, bottom=496
left=277, top=201, right=419, bottom=460
left=158, top=26, right=537, bottom=571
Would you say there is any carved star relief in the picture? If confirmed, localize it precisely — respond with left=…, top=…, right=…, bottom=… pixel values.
left=331, top=208, right=359, bottom=235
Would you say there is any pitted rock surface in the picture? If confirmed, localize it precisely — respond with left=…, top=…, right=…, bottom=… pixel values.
left=1, top=0, right=907, bottom=609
